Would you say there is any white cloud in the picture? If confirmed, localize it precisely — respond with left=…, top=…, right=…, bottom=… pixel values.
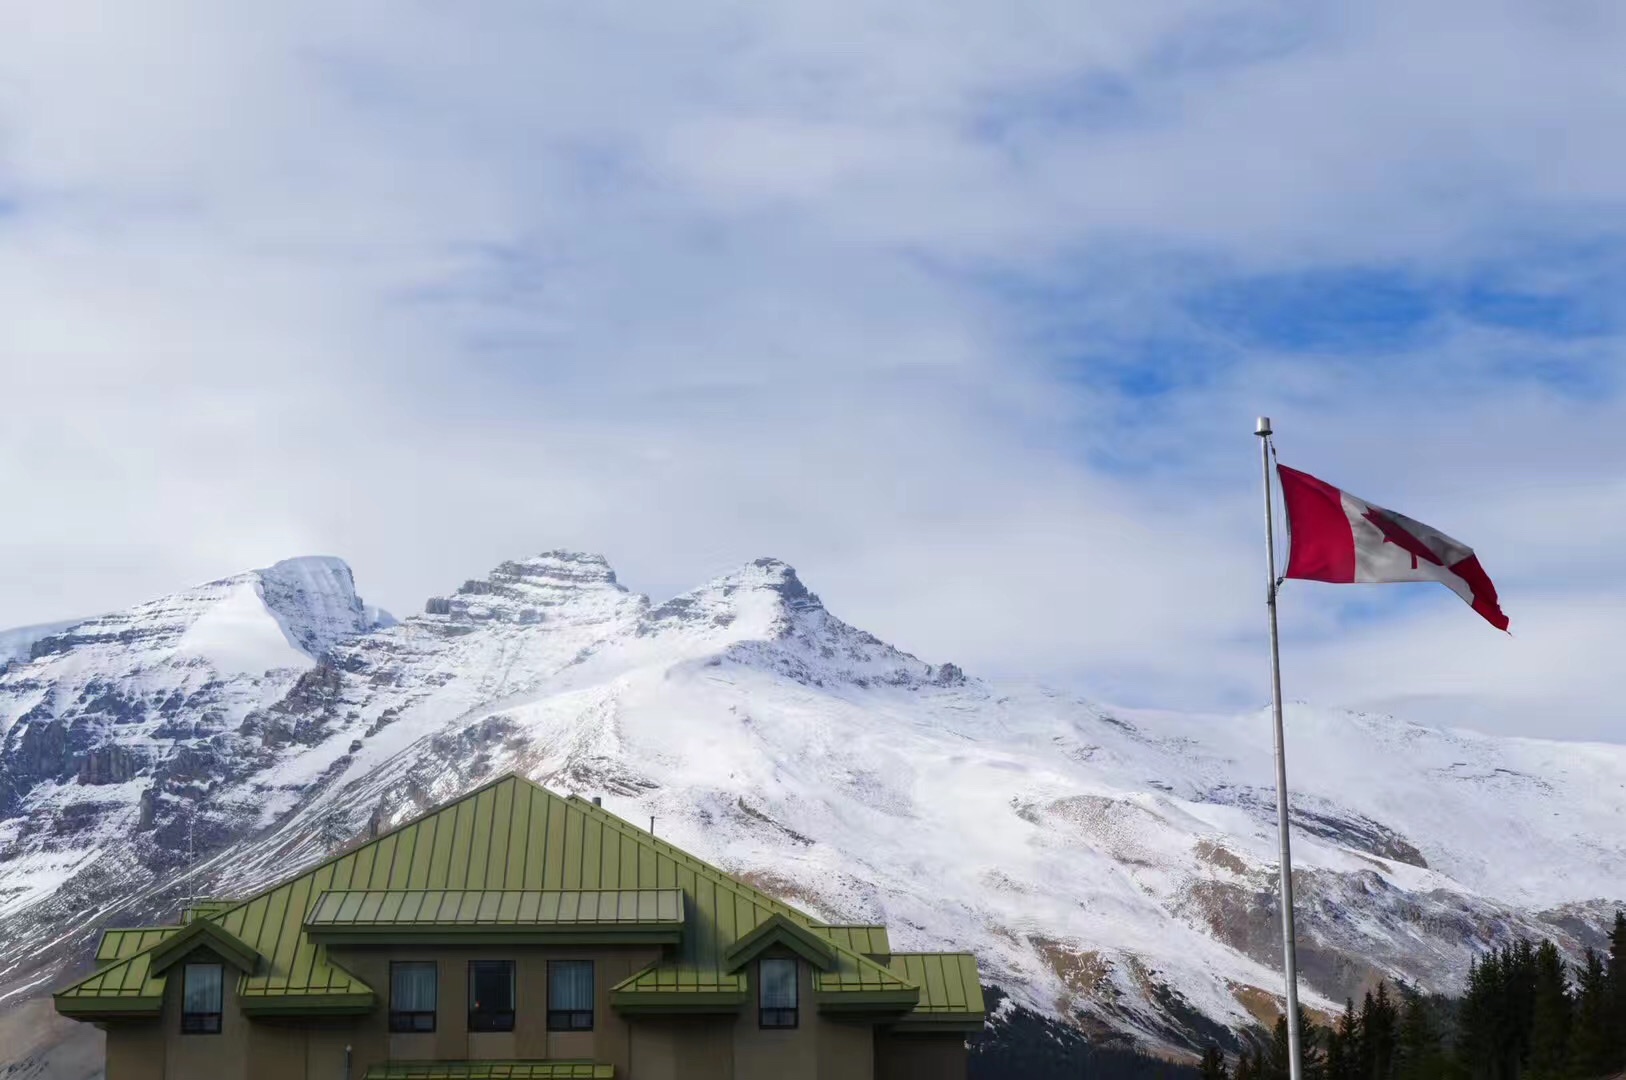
left=2, top=1, right=1625, bottom=739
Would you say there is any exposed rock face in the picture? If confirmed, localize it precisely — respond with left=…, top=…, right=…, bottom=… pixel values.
left=0, top=550, right=1623, bottom=1062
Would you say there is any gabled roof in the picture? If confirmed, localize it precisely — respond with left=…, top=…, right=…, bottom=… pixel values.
left=148, top=918, right=261, bottom=975
left=721, top=912, right=837, bottom=972
left=56, top=774, right=981, bottom=1024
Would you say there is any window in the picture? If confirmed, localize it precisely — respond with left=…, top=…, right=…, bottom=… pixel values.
left=389, top=961, right=437, bottom=1033
left=547, top=960, right=594, bottom=1031
left=468, top=961, right=515, bottom=1032
left=181, top=963, right=223, bottom=1034
left=759, top=957, right=798, bottom=1029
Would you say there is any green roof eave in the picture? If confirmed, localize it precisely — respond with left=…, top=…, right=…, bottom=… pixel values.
left=608, top=988, right=749, bottom=1014
left=813, top=986, right=921, bottom=1013
left=148, top=918, right=262, bottom=976
left=238, top=991, right=376, bottom=1016
left=891, top=1013, right=986, bottom=1032
left=721, top=913, right=837, bottom=973
left=52, top=992, right=163, bottom=1018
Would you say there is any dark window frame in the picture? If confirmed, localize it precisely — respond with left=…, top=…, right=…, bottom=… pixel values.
left=546, top=959, right=595, bottom=1032
left=388, top=960, right=438, bottom=1033
left=758, top=956, right=799, bottom=1029
left=180, top=962, right=224, bottom=1035
left=467, top=960, right=516, bottom=1033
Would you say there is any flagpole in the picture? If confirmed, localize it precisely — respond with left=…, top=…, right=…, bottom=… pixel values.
left=1256, top=416, right=1303, bottom=1080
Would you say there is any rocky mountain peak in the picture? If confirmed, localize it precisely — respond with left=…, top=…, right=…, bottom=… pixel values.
left=256, top=556, right=389, bottom=661
left=419, top=551, right=631, bottom=625
left=638, top=556, right=822, bottom=638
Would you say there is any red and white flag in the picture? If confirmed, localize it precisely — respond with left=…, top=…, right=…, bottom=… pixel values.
left=1277, top=464, right=1509, bottom=631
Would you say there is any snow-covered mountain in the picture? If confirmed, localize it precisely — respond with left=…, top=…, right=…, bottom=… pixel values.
left=1, top=551, right=1622, bottom=1062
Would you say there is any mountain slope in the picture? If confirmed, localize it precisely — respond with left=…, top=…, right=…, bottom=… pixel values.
left=0, top=551, right=1621, bottom=1060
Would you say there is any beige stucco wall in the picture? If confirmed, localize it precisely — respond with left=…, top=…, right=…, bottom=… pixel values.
left=733, top=953, right=817, bottom=1080
left=104, top=1022, right=165, bottom=1080
left=327, top=942, right=663, bottom=1074
left=816, top=1015, right=875, bottom=1080
left=160, top=947, right=249, bottom=1080
left=873, top=1030, right=969, bottom=1080
left=628, top=1015, right=737, bottom=1080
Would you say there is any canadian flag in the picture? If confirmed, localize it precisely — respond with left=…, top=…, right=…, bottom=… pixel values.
left=1277, top=464, right=1509, bottom=631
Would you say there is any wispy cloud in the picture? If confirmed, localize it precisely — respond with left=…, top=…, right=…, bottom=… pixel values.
left=3, top=1, right=1625, bottom=738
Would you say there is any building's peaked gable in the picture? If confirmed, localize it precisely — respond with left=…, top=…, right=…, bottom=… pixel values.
left=721, top=912, right=838, bottom=972
left=148, top=917, right=261, bottom=974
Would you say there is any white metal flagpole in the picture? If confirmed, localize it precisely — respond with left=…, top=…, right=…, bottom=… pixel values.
left=1256, top=416, right=1303, bottom=1080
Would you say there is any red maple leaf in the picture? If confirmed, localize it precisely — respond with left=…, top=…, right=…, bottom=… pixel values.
left=1361, top=507, right=1443, bottom=570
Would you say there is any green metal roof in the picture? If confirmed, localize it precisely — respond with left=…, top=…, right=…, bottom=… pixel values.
left=95, top=927, right=180, bottom=963
left=304, top=888, right=682, bottom=944
left=363, top=1063, right=613, bottom=1079
left=885, top=953, right=985, bottom=1027
left=813, top=924, right=890, bottom=956
left=56, top=774, right=983, bottom=1024
left=54, top=952, right=167, bottom=1016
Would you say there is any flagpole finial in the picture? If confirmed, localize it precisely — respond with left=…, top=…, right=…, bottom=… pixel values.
left=1256, top=416, right=1273, bottom=437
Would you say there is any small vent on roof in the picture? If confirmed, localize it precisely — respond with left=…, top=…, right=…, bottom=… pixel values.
left=591, top=796, right=602, bottom=807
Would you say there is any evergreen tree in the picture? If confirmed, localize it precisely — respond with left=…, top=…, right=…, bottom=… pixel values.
left=1610, top=911, right=1626, bottom=1069
left=1524, top=940, right=1570, bottom=1080
left=1261, top=1009, right=1325, bottom=1080
left=1235, top=1043, right=1259, bottom=1080
left=1326, top=999, right=1359, bottom=1080
left=1570, top=948, right=1612, bottom=1080
left=1360, top=983, right=1400, bottom=1080
left=1506, top=939, right=1538, bottom=1075
left=1200, top=1045, right=1231, bottom=1080
left=1458, top=951, right=1509, bottom=1080
left=1394, top=983, right=1446, bottom=1080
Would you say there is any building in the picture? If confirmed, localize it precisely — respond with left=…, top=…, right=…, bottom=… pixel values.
left=53, top=774, right=984, bottom=1079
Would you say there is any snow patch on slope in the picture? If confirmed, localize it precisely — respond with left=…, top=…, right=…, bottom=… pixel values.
left=175, top=579, right=311, bottom=676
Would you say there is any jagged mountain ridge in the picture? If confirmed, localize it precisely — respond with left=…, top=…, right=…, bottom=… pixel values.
left=0, top=551, right=1622, bottom=1061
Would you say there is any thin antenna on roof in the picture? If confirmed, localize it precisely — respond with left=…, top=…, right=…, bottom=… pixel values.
left=184, top=803, right=196, bottom=910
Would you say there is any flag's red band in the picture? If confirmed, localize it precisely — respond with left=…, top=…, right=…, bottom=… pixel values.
left=1449, top=554, right=1510, bottom=632
left=1278, top=464, right=1356, bottom=583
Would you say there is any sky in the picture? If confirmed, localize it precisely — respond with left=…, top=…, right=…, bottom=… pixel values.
left=3, top=1, right=1625, bottom=740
